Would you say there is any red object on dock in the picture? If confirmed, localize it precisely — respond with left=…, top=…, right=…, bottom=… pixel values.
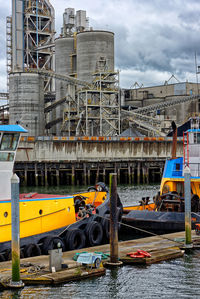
left=127, top=249, right=151, bottom=258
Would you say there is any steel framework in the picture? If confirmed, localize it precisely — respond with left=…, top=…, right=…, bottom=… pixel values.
left=61, top=71, right=120, bottom=136
left=23, top=0, right=55, bottom=92
left=121, top=95, right=200, bottom=136
left=9, top=0, right=55, bottom=92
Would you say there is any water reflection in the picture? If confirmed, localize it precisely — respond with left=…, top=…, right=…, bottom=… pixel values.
left=108, top=268, right=119, bottom=297
left=1, top=185, right=200, bottom=298
left=0, top=287, right=52, bottom=299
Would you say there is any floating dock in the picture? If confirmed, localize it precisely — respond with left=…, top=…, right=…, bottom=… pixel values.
left=0, top=230, right=199, bottom=288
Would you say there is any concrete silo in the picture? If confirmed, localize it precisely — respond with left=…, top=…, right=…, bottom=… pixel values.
left=76, top=30, right=114, bottom=82
left=76, top=30, right=120, bottom=136
left=9, top=72, right=44, bottom=136
left=9, top=0, right=55, bottom=136
left=55, top=37, right=75, bottom=134
left=55, top=37, right=75, bottom=76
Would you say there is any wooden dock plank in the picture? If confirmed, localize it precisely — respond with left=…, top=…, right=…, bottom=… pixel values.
left=0, top=230, right=200, bottom=288
left=22, top=267, right=105, bottom=285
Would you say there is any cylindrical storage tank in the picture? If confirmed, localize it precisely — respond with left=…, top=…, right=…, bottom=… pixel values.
left=55, top=37, right=75, bottom=135
left=77, top=30, right=114, bottom=82
left=55, top=37, right=74, bottom=76
left=9, top=72, right=44, bottom=136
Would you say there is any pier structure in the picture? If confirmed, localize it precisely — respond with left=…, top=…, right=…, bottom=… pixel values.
left=1, top=230, right=200, bottom=288
left=14, top=137, right=182, bottom=186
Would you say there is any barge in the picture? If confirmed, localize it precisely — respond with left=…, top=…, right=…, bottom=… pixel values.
left=122, top=119, right=200, bottom=235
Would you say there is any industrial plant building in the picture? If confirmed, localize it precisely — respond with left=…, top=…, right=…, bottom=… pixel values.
left=2, top=0, right=200, bottom=137
left=1, top=0, right=200, bottom=187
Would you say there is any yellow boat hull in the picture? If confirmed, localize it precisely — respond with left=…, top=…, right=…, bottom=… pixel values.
left=0, top=191, right=107, bottom=244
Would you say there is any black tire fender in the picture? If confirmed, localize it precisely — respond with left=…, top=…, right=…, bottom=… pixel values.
left=65, top=228, right=86, bottom=250
left=85, top=221, right=103, bottom=246
left=0, top=253, right=5, bottom=262
left=4, top=249, right=11, bottom=261
left=101, top=214, right=110, bottom=239
left=87, top=186, right=97, bottom=192
left=42, top=235, right=65, bottom=255
left=24, top=243, right=41, bottom=258
left=20, top=248, right=25, bottom=259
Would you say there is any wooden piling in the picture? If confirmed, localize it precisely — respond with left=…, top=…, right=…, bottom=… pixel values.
left=160, top=167, right=163, bottom=181
left=71, top=165, right=75, bottom=186
left=34, top=163, right=38, bottom=187
left=137, top=162, right=140, bottom=184
left=41, top=169, right=45, bottom=186
left=96, top=164, right=99, bottom=184
left=24, top=165, right=28, bottom=187
left=146, top=166, right=149, bottom=184
left=142, top=166, right=145, bottom=184
left=56, top=169, right=60, bottom=186
left=83, top=163, right=87, bottom=185
left=103, top=168, right=106, bottom=183
left=87, top=168, right=91, bottom=185
left=109, top=173, right=119, bottom=263
left=128, top=164, right=131, bottom=184
left=131, top=166, right=135, bottom=184
left=44, top=164, right=48, bottom=186
left=15, top=160, right=164, bottom=187
left=117, top=168, right=120, bottom=184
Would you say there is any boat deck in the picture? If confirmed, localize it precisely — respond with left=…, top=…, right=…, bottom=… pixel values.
left=0, top=230, right=200, bottom=288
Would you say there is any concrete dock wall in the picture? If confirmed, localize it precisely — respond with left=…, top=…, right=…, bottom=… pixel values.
left=15, top=137, right=183, bottom=186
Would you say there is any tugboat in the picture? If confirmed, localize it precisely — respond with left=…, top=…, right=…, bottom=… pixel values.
left=0, top=125, right=115, bottom=261
left=122, top=118, right=200, bottom=236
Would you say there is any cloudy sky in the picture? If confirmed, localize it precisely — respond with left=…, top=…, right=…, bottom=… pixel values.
left=0, top=0, right=200, bottom=92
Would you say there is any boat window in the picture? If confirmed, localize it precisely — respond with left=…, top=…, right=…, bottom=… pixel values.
left=0, top=133, right=19, bottom=151
left=0, top=152, right=15, bottom=161
left=175, top=163, right=180, bottom=170
left=194, top=133, right=200, bottom=144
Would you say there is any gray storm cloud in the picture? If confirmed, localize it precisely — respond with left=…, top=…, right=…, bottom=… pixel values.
left=0, top=0, right=199, bottom=89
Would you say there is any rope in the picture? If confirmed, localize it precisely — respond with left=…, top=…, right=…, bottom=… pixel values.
left=88, top=211, right=186, bottom=245
left=57, top=200, right=186, bottom=245
left=58, top=215, right=88, bottom=237
left=191, top=212, right=200, bottom=218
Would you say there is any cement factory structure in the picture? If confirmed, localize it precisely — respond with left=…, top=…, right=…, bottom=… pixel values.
left=1, top=0, right=199, bottom=138
left=1, top=0, right=200, bottom=186
left=7, top=1, right=120, bottom=137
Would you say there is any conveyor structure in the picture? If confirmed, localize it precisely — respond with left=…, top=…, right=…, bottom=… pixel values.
left=121, top=95, right=200, bottom=136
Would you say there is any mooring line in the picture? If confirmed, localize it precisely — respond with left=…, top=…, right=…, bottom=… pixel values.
left=89, top=212, right=186, bottom=245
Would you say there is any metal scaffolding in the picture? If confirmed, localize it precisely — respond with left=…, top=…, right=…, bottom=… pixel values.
left=23, top=0, right=55, bottom=92
left=62, top=71, right=121, bottom=136
left=9, top=0, right=55, bottom=92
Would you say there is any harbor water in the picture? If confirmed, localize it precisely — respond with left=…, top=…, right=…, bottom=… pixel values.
left=1, top=184, right=200, bottom=298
